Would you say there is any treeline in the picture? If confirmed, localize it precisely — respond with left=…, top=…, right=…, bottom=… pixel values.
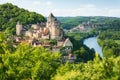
left=52, top=55, right=120, bottom=80
left=57, top=17, right=90, bottom=29
left=97, top=19, right=120, bottom=58
left=98, top=29, right=120, bottom=58
left=105, top=19, right=120, bottom=29
left=0, top=3, right=45, bottom=33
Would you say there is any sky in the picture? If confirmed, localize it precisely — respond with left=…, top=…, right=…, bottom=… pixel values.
left=0, top=0, right=120, bottom=17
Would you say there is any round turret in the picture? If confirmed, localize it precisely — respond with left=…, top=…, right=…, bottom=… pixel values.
left=16, top=21, right=23, bottom=36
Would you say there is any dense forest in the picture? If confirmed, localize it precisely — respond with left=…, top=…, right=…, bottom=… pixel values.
left=98, top=29, right=120, bottom=58
left=0, top=3, right=45, bottom=33
left=0, top=3, right=120, bottom=80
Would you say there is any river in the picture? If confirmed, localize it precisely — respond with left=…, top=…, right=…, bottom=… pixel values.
left=83, top=37, right=103, bottom=57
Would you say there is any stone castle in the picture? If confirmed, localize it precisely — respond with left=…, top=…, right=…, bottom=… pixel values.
left=70, top=21, right=95, bottom=32
left=16, top=13, right=64, bottom=40
left=15, top=13, right=76, bottom=63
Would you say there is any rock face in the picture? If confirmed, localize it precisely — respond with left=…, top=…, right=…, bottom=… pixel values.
left=16, top=13, right=63, bottom=40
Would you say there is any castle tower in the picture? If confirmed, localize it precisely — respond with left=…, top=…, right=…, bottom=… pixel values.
left=46, top=13, right=61, bottom=39
left=16, top=21, right=22, bottom=36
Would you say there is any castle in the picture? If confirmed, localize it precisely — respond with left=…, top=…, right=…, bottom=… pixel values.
left=70, top=21, right=95, bottom=32
left=16, top=13, right=64, bottom=40
left=15, top=13, right=76, bottom=63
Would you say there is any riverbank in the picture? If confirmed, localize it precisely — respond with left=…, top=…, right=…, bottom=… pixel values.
left=97, top=29, right=120, bottom=58
left=66, top=32, right=96, bottom=62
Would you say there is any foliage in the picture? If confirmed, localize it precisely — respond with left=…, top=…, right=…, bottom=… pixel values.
left=57, top=17, right=90, bottom=29
left=0, top=30, right=119, bottom=80
left=74, top=47, right=95, bottom=62
left=0, top=3, right=120, bottom=80
left=0, top=32, right=15, bottom=54
left=0, top=3, right=46, bottom=33
left=0, top=43, right=61, bottom=80
left=66, top=32, right=95, bottom=51
left=52, top=55, right=120, bottom=80
left=49, top=39, right=57, bottom=46
left=98, top=29, right=120, bottom=58
left=65, top=32, right=96, bottom=62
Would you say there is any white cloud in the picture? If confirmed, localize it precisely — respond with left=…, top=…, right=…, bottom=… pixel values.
left=108, top=9, right=120, bottom=17
left=33, top=1, right=41, bottom=5
left=51, top=4, right=120, bottom=17
left=0, top=0, right=16, bottom=3
left=34, top=1, right=53, bottom=15
left=46, top=1, right=52, bottom=6
left=18, top=1, right=54, bottom=16
left=32, top=1, right=52, bottom=7
left=80, top=4, right=95, bottom=8
left=52, top=4, right=107, bottom=16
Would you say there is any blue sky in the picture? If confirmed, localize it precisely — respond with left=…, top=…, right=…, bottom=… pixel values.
left=0, top=0, right=120, bottom=17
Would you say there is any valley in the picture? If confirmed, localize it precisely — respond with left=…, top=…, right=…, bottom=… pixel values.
left=0, top=2, right=120, bottom=80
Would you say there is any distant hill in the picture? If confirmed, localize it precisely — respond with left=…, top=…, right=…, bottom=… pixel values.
left=57, top=16, right=119, bottom=30
left=0, top=3, right=46, bottom=33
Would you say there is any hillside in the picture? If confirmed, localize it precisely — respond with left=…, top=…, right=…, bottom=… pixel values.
left=57, top=16, right=119, bottom=30
left=57, top=17, right=89, bottom=29
left=0, top=3, right=46, bottom=33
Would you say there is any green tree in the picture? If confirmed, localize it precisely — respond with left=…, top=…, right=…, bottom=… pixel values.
left=1, top=43, right=61, bottom=80
left=0, top=3, right=46, bottom=33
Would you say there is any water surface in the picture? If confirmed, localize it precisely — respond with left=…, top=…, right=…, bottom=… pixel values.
left=83, top=37, right=103, bottom=57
